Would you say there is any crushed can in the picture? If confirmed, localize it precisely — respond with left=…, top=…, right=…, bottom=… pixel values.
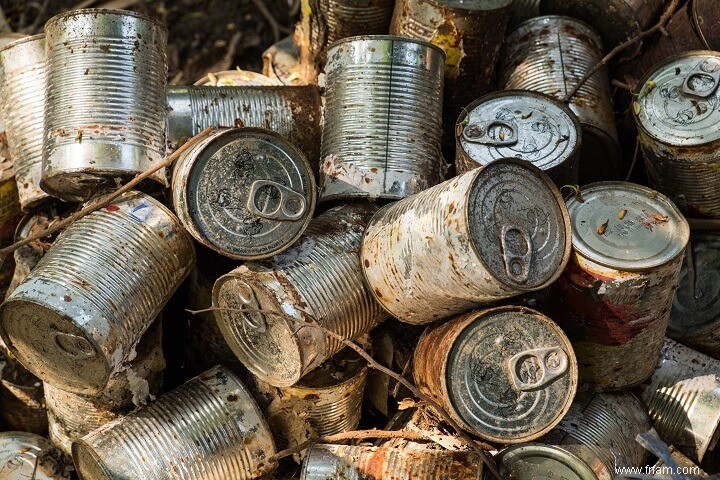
left=320, top=35, right=445, bottom=202
left=194, top=69, right=281, bottom=86
left=42, top=9, right=168, bottom=202
left=361, top=158, right=571, bottom=325
left=0, top=354, right=47, bottom=435
left=0, top=432, right=70, bottom=480
left=495, top=443, right=608, bottom=480
left=413, top=306, right=578, bottom=443
left=263, top=36, right=304, bottom=86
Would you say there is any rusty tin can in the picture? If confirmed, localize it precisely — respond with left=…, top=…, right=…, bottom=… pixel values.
left=500, top=16, right=621, bottom=184
left=0, top=432, right=70, bottom=480
left=42, top=9, right=168, bottom=202
left=0, top=355, right=47, bottom=435
left=414, top=306, right=578, bottom=443
left=72, top=365, right=276, bottom=479
left=691, top=0, right=720, bottom=52
left=495, top=443, right=606, bottom=480
left=635, top=51, right=720, bottom=219
left=171, top=128, right=316, bottom=260
left=0, top=34, right=51, bottom=211
left=361, top=159, right=571, bottom=324
left=640, top=338, right=720, bottom=462
left=194, top=69, right=281, bottom=86
left=213, top=203, right=387, bottom=387
left=165, top=85, right=322, bottom=164
left=263, top=36, right=304, bottom=86
left=301, top=444, right=482, bottom=479
left=320, top=35, right=445, bottom=202
left=552, top=182, right=689, bottom=390
left=0, top=156, right=20, bottom=300
left=508, top=0, right=542, bottom=29
left=455, top=90, right=581, bottom=186
left=0, top=190, right=195, bottom=395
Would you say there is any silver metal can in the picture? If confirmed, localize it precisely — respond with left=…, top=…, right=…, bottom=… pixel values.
left=300, top=444, right=483, bottom=479
left=361, top=158, right=571, bottom=324
left=42, top=9, right=168, bottom=202
left=551, top=182, right=689, bottom=390
left=455, top=90, right=581, bottom=186
left=640, top=338, right=720, bottom=462
left=500, top=16, right=621, bottom=184
left=213, top=202, right=388, bottom=387
left=495, top=443, right=608, bottom=480
left=263, top=36, right=304, bottom=86
left=0, top=432, right=70, bottom=480
left=320, top=35, right=445, bottom=202
left=0, top=355, right=47, bottom=435
left=72, top=365, right=276, bottom=479
left=413, top=306, right=578, bottom=443
left=0, top=190, right=195, bottom=395
left=171, top=127, right=316, bottom=260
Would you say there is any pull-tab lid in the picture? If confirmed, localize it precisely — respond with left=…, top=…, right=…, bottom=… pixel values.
left=458, top=91, right=580, bottom=171
left=446, top=307, right=577, bottom=443
left=635, top=51, right=720, bottom=146
left=0, top=432, right=68, bottom=479
left=567, top=182, right=689, bottom=271
left=496, top=444, right=598, bottom=480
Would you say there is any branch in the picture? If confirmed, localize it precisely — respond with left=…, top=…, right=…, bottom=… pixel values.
left=625, top=137, right=640, bottom=182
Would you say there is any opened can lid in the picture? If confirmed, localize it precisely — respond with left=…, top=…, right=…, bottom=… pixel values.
left=0, top=432, right=67, bottom=479
left=496, top=444, right=598, bottom=480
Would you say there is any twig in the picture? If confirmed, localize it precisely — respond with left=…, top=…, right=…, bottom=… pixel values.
left=22, top=0, right=49, bottom=35
left=391, top=355, right=413, bottom=399
left=250, top=0, right=291, bottom=43
left=563, top=0, right=682, bottom=103
left=625, top=137, right=640, bottom=182
left=611, top=79, right=633, bottom=92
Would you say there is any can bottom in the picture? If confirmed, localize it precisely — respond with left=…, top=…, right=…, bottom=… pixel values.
left=72, top=439, right=113, bottom=480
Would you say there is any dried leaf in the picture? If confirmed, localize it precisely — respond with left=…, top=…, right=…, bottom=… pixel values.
left=650, top=214, right=669, bottom=223
left=618, top=209, right=627, bottom=219
left=521, top=111, right=533, bottom=120
left=649, top=190, right=658, bottom=199
left=555, top=135, right=569, bottom=145
left=633, top=101, right=641, bottom=115
left=398, top=398, right=417, bottom=410
left=597, top=219, right=609, bottom=235
left=499, top=131, right=505, bottom=141
left=75, top=130, right=83, bottom=143
left=642, top=220, right=654, bottom=231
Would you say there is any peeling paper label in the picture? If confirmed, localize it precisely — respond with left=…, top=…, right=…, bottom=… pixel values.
left=431, top=20, right=465, bottom=79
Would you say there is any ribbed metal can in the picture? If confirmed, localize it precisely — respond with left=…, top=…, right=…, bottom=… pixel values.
left=42, top=9, right=168, bottom=202
left=361, top=159, right=571, bottom=324
left=640, top=338, right=720, bottom=462
left=301, top=444, right=483, bottom=479
left=0, top=355, right=47, bottom=435
left=508, top=0, right=542, bottom=29
left=0, top=190, right=195, bottom=395
left=0, top=432, right=70, bottom=480
left=495, top=443, right=608, bottom=480
left=263, top=36, right=304, bottom=86
left=414, top=306, right=578, bottom=443
left=72, top=365, right=276, bottom=479
left=165, top=85, right=322, bottom=165
left=500, top=16, right=621, bottom=184
left=551, top=182, right=689, bottom=390
left=213, top=202, right=387, bottom=387
left=635, top=51, right=720, bottom=219
left=320, top=36, right=445, bottom=202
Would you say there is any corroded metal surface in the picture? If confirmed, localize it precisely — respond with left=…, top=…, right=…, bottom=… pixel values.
left=691, top=0, right=720, bottom=52
left=361, top=159, right=571, bottom=324
left=42, top=9, right=168, bottom=202
left=0, top=432, right=70, bottom=480
left=508, top=0, right=541, bottom=29
left=0, top=148, right=20, bottom=300
left=496, top=443, right=607, bottom=480
left=413, top=306, right=578, bottom=443
left=0, top=191, right=195, bottom=395
left=72, top=366, right=276, bottom=480
left=0, top=355, right=47, bottom=435
left=320, top=36, right=445, bottom=202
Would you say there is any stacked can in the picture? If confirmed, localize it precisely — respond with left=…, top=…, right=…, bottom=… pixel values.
left=0, top=354, right=47, bottom=435
left=0, top=432, right=70, bottom=479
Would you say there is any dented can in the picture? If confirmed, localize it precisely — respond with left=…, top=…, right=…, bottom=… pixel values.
left=500, top=16, right=621, bottom=184
left=0, top=191, right=195, bottom=395
left=0, top=355, right=47, bottom=435
left=72, top=365, right=276, bottom=480
left=42, top=9, right=168, bottom=202
left=414, top=306, right=578, bottom=443
left=455, top=90, right=581, bottom=186
left=361, top=159, right=571, bottom=324
left=213, top=203, right=387, bottom=387
left=171, top=128, right=316, bottom=260
left=300, top=444, right=483, bottom=479
left=496, top=443, right=607, bottom=480
left=320, top=36, right=445, bottom=202
left=0, top=432, right=70, bottom=480
left=640, top=338, right=720, bottom=462
left=194, top=69, right=281, bottom=86
left=635, top=51, right=720, bottom=219
left=263, top=36, right=304, bottom=86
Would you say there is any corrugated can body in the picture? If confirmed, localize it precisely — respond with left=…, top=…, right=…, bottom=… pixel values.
left=320, top=36, right=445, bottom=202
left=640, top=338, right=720, bottom=462
left=213, top=203, right=387, bottom=387
left=72, top=366, right=276, bottom=480
left=0, top=356, right=47, bottom=435
left=0, top=34, right=51, bottom=211
left=361, top=159, right=571, bottom=324
left=300, top=444, right=483, bottom=479
left=42, top=9, right=168, bottom=202
left=0, top=191, right=195, bottom=395
left=500, top=16, right=621, bottom=184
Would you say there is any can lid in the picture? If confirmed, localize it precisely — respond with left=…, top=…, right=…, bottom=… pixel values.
left=458, top=91, right=580, bottom=172
left=468, top=159, right=571, bottom=290
left=567, top=182, right=689, bottom=271
left=446, top=307, right=577, bottom=443
left=0, top=432, right=67, bottom=479
left=635, top=51, right=720, bottom=146
left=496, top=444, right=598, bottom=480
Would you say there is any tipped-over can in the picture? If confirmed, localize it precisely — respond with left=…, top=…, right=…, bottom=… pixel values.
left=495, top=443, right=607, bottom=480
left=0, top=354, right=47, bottom=435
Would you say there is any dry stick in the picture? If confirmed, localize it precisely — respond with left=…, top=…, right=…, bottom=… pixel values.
left=562, top=0, right=682, bottom=103
left=250, top=0, right=289, bottom=44
left=625, top=137, right=641, bottom=182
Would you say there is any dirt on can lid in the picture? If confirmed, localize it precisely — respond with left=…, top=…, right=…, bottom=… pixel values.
left=496, top=444, right=598, bottom=480
left=0, top=431, right=68, bottom=479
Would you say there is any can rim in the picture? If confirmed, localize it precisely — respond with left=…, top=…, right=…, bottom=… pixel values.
left=327, top=35, right=447, bottom=59
left=45, top=8, right=167, bottom=33
left=690, top=0, right=713, bottom=51
left=508, top=14, right=600, bottom=39
left=424, top=0, right=513, bottom=12
left=294, top=360, right=368, bottom=392
left=0, top=33, right=43, bottom=55
left=496, top=443, right=600, bottom=480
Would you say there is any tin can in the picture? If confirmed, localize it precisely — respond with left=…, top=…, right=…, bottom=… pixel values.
left=0, top=153, right=20, bottom=300
left=0, top=355, right=47, bottom=435
left=42, top=9, right=168, bottom=202
left=508, top=0, right=542, bottom=29
left=500, top=16, right=622, bottom=184
left=414, top=306, right=578, bottom=443
left=361, top=159, right=571, bottom=324
left=213, top=203, right=387, bottom=387
left=654, top=445, right=708, bottom=477
left=0, top=34, right=51, bottom=211
left=634, top=51, right=720, bottom=219
left=263, top=36, right=304, bottom=86
left=640, top=338, right=720, bottom=462
left=691, top=0, right=720, bottom=52
left=0, top=190, right=195, bottom=395
left=495, top=443, right=606, bottom=480
left=0, top=432, right=70, bottom=480
left=320, top=36, right=445, bottom=202
left=194, top=69, right=281, bottom=86
left=551, top=182, right=689, bottom=390
left=72, top=365, right=276, bottom=480
left=300, top=444, right=482, bottom=479
left=455, top=90, right=581, bottom=186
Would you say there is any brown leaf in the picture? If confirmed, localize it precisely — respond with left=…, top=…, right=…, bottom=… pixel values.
left=398, top=398, right=417, bottom=410
left=618, top=209, right=627, bottom=219
left=650, top=214, right=669, bottom=223
left=597, top=219, right=609, bottom=235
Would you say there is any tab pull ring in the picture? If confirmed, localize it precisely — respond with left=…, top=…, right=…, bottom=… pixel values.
left=500, top=224, right=532, bottom=284
left=246, top=179, right=307, bottom=222
left=682, top=60, right=720, bottom=98
left=462, top=120, right=518, bottom=146
left=507, top=347, right=569, bottom=392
